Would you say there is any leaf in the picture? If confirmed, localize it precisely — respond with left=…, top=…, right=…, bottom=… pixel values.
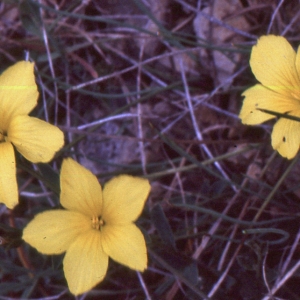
left=19, top=0, right=42, bottom=38
left=151, top=204, right=176, bottom=250
left=150, top=246, right=199, bottom=287
left=37, top=163, right=60, bottom=195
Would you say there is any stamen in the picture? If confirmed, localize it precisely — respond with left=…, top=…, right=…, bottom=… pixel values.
left=91, top=216, right=104, bottom=230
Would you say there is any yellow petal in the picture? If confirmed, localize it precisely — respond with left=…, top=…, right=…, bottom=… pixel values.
left=8, top=115, right=64, bottom=163
left=271, top=111, right=300, bottom=159
left=296, top=45, right=300, bottom=78
left=250, top=35, right=300, bottom=97
left=0, top=142, right=17, bottom=208
left=240, top=84, right=300, bottom=125
left=102, top=175, right=150, bottom=224
left=101, top=223, right=147, bottom=271
left=0, top=61, right=38, bottom=131
left=60, top=158, right=102, bottom=216
left=22, top=210, right=91, bottom=254
left=63, top=230, right=108, bottom=295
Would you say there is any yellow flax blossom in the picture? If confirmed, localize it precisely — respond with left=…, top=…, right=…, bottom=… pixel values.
left=0, top=61, right=64, bottom=208
left=23, top=158, right=150, bottom=296
left=239, top=35, right=300, bottom=159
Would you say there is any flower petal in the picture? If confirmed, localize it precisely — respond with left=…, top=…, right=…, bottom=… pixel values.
left=102, top=175, right=150, bottom=224
left=60, top=158, right=102, bottom=216
left=271, top=111, right=300, bottom=159
left=296, top=45, right=300, bottom=78
left=240, top=84, right=300, bottom=125
left=101, top=223, right=147, bottom=271
left=8, top=115, right=64, bottom=163
left=63, top=230, right=108, bottom=295
left=0, top=142, right=17, bottom=209
left=0, top=61, right=38, bottom=131
left=250, top=35, right=300, bottom=97
left=23, top=210, right=91, bottom=254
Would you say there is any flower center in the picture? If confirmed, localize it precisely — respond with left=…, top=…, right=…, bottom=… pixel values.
left=91, top=215, right=105, bottom=231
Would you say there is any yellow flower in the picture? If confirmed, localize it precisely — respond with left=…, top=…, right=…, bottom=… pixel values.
left=23, top=158, right=150, bottom=296
left=0, top=61, right=64, bottom=208
left=239, top=35, right=300, bottom=159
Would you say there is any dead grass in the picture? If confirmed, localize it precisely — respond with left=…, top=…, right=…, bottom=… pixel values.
left=1, top=0, right=300, bottom=299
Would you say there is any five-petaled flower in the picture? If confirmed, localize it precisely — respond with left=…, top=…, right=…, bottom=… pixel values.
left=0, top=61, right=64, bottom=208
left=23, top=158, right=150, bottom=296
left=239, top=35, right=300, bottom=159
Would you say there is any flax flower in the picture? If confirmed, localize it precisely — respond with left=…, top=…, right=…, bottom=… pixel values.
left=23, top=158, right=150, bottom=296
left=239, top=35, right=300, bottom=159
left=0, top=61, right=64, bottom=208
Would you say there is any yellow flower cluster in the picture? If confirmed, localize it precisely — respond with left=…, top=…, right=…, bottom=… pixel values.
left=5, top=34, right=299, bottom=297
left=0, top=61, right=150, bottom=296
